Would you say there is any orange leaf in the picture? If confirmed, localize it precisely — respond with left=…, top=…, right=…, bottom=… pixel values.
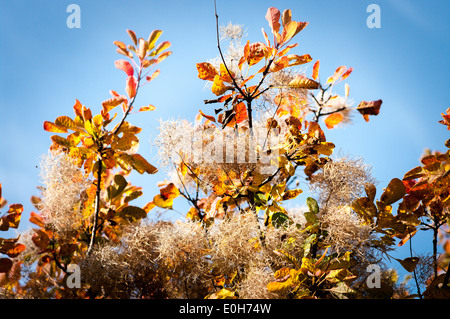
left=269, top=55, right=289, bottom=73
left=287, top=54, right=312, bottom=67
left=114, top=59, right=134, bottom=77
left=312, top=60, right=320, bottom=80
left=247, top=42, right=268, bottom=66
left=143, top=201, right=156, bottom=213
left=324, top=113, right=344, bottom=129
left=234, top=102, right=248, bottom=124
left=102, top=95, right=126, bottom=114
left=326, top=66, right=346, bottom=85
left=197, top=62, right=218, bottom=81
left=6, top=243, right=25, bottom=258
left=199, top=110, right=216, bottom=123
left=126, top=76, right=138, bottom=99
left=139, top=105, right=156, bottom=112
left=146, top=69, right=160, bottom=82
left=356, top=100, right=382, bottom=122
left=73, top=99, right=92, bottom=121
left=43, top=121, right=68, bottom=133
left=29, top=212, right=45, bottom=228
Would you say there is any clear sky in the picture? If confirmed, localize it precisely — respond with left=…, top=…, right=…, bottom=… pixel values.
left=1, top=0, right=449, bottom=281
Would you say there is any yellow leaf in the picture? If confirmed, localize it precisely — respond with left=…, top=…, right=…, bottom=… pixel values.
left=288, top=74, right=319, bottom=89
left=206, top=288, right=237, bottom=299
left=282, top=188, right=303, bottom=200
left=139, top=105, right=156, bottom=112
left=211, top=75, right=230, bottom=96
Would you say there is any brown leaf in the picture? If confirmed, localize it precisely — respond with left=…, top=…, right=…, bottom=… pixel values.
left=356, top=100, right=382, bottom=122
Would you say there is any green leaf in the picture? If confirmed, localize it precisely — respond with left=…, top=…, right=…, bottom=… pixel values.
left=306, top=197, right=319, bottom=214
left=304, top=212, right=318, bottom=225
left=271, top=212, right=293, bottom=228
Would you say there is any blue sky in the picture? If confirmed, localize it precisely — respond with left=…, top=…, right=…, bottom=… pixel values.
left=1, top=0, right=449, bottom=282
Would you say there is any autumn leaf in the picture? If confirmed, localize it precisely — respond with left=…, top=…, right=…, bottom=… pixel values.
left=153, top=183, right=180, bottom=209
left=197, top=62, right=218, bottom=81
left=341, top=67, right=353, bottom=80
left=147, top=30, right=163, bottom=50
left=43, top=121, right=68, bottom=133
left=288, top=74, right=319, bottom=89
left=154, top=41, right=171, bottom=56
left=379, top=178, right=406, bottom=206
left=146, top=69, right=160, bottom=82
left=357, top=100, right=382, bottom=122
left=32, top=229, right=50, bottom=250
left=126, top=29, right=138, bottom=46
left=117, top=206, right=147, bottom=223
left=324, top=113, right=344, bottom=129
left=282, top=188, right=303, bottom=200
left=312, top=60, right=320, bottom=80
left=125, top=76, right=138, bottom=99
left=115, top=59, right=134, bottom=76
left=265, top=7, right=281, bottom=36
left=6, top=243, right=25, bottom=258
left=438, top=107, right=450, bottom=130
left=199, top=110, right=216, bottom=123
left=281, top=20, right=308, bottom=45
left=286, top=54, right=312, bottom=67
left=326, top=66, right=347, bottom=85
left=212, top=75, right=230, bottom=96
left=0, top=258, right=13, bottom=273
left=394, top=257, right=420, bottom=272
left=131, top=154, right=157, bottom=174
left=246, top=41, right=268, bottom=66
left=138, top=105, right=156, bottom=112
left=29, top=212, right=45, bottom=228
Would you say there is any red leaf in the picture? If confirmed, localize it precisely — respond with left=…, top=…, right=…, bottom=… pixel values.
left=265, top=7, right=281, bottom=35
left=114, top=59, right=134, bottom=77
left=341, top=67, right=353, bottom=80
left=126, top=76, right=138, bottom=99
left=312, top=60, right=320, bottom=80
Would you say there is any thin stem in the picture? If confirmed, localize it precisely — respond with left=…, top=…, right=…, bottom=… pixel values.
left=213, top=0, right=246, bottom=99
left=409, top=230, right=422, bottom=299
left=87, top=151, right=103, bottom=256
